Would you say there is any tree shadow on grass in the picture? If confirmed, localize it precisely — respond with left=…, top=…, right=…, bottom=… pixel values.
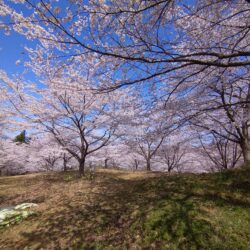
left=1, top=171, right=250, bottom=250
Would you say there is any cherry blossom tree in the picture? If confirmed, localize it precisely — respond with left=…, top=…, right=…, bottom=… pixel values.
left=199, top=133, right=242, bottom=172
left=122, top=106, right=176, bottom=171
left=158, top=142, right=185, bottom=173
left=1, top=0, right=248, bottom=91
left=0, top=0, right=250, bottom=174
left=0, top=70, right=18, bottom=134
left=31, top=134, right=63, bottom=171
left=25, top=88, right=119, bottom=175
left=178, top=68, right=250, bottom=164
left=0, top=68, right=136, bottom=175
left=0, top=138, right=37, bottom=175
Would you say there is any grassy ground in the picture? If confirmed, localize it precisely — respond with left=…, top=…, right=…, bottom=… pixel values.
left=0, top=168, right=250, bottom=250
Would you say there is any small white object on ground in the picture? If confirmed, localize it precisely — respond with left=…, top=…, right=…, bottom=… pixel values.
left=0, top=203, right=38, bottom=227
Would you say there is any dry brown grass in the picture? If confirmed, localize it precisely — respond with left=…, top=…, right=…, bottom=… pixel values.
left=0, top=168, right=250, bottom=250
left=0, top=169, right=160, bottom=249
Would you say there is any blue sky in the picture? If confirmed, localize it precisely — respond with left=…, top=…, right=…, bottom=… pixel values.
left=0, top=30, right=23, bottom=74
left=0, top=0, right=39, bottom=81
left=0, top=20, right=40, bottom=137
left=0, top=27, right=38, bottom=79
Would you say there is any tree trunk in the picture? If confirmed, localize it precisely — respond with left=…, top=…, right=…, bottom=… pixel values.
left=146, top=159, right=151, bottom=171
left=241, top=88, right=250, bottom=165
left=79, top=157, right=86, bottom=176
left=240, top=122, right=250, bottom=165
left=63, top=156, right=67, bottom=172
left=134, top=159, right=139, bottom=170
left=241, top=139, right=250, bottom=164
left=63, top=161, right=67, bottom=172
left=104, top=158, right=108, bottom=169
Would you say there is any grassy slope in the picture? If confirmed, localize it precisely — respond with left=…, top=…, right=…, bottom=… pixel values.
left=0, top=168, right=250, bottom=250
